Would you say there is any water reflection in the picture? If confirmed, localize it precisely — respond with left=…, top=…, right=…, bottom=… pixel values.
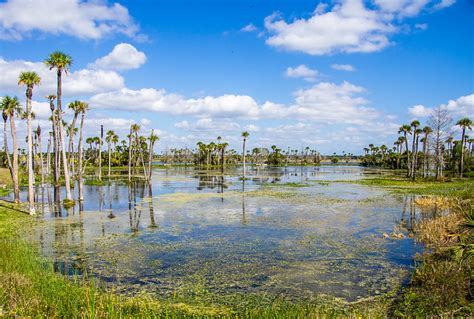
left=1, top=166, right=444, bottom=301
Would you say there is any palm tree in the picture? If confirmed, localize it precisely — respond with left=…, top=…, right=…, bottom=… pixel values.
left=1, top=96, right=21, bottom=203
left=45, top=51, right=73, bottom=201
left=456, top=118, right=472, bottom=177
left=36, top=125, right=44, bottom=185
left=106, top=130, right=118, bottom=177
left=128, top=126, right=133, bottom=182
left=409, top=120, right=420, bottom=178
left=18, top=71, right=41, bottom=215
left=67, top=100, right=82, bottom=176
left=241, top=131, right=249, bottom=175
left=77, top=102, right=89, bottom=201
left=98, top=125, right=103, bottom=181
left=421, top=126, right=432, bottom=178
left=412, top=127, right=422, bottom=180
left=46, top=95, right=59, bottom=184
left=398, top=124, right=412, bottom=177
left=147, top=130, right=159, bottom=183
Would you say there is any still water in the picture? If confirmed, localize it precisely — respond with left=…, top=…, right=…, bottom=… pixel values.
left=4, top=166, right=426, bottom=301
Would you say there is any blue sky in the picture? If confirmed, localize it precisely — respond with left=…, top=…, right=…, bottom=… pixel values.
left=0, top=0, right=473, bottom=154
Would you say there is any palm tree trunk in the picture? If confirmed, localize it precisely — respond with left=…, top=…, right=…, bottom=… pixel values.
left=38, top=131, right=44, bottom=185
left=3, top=121, right=13, bottom=183
left=404, top=133, right=410, bottom=177
left=9, top=116, right=20, bottom=203
left=68, top=113, right=78, bottom=175
left=135, top=133, right=148, bottom=181
left=51, top=112, right=59, bottom=186
left=410, top=132, right=416, bottom=178
left=26, top=91, right=36, bottom=215
left=57, top=70, right=73, bottom=201
left=78, top=112, right=85, bottom=201
left=460, top=128, right=466, bottom=178
left=243, top=139, right=246, bottom=177
left=108, top=142, right=111, bottom=178
left=46, top=136, right=51, bottom=176
left=128, top=127, right=132, bottom=182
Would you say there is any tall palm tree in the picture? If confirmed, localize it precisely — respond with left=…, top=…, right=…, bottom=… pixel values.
left=128, top=126, right=133, bottom=182
left=147, top=130, right=159, bottom=183
left=106, top=130, right=118, bottom=178
left=412, top=127, right=422, bottom=180
left=409, top=120, right=420, bottom=178
left=1, top=96, right=21, bottom=203
left=456, top=118, right=472, bottom=177
left=241, top=131, right=249, bottom=175
left=67, top=100, right=82, bottom=176
left=36, top=125, right=44, bottom=185
left=398, top=124, right=412, bottom=177
left=77, top=101, right=89, bottom=201
left=45, top=51, right=73, bottom=201
left=18, top=71, right=41, bottom=215
left=2, top=102, right=13, bottom=184
left=421, top=126, right=432, bottom=178
left=98, top=125, right=103, bottom=181
left=46, top=95, right=59, bottom=184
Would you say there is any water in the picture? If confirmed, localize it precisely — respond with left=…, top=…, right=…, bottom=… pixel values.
left=4, top=166, right=427, bottom=301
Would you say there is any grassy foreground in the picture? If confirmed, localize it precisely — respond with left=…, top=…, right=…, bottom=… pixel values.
left=0, top=171, right=472, bottom=317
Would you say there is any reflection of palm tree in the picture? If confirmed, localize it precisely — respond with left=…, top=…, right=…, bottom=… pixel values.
left=148, top=185, right=157, bottom=228
left=241, top=193, right=247, bottom=225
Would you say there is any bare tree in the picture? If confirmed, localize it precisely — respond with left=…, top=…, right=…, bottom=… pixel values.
left=428, top=107, right=452, bottom=180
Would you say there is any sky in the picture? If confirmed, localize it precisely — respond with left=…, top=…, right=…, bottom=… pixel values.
left=0, top=0, right=473, bottom=155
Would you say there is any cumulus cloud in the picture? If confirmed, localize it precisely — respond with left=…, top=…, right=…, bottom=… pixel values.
left=90, top=43, right=146, bottom=71
left=265, top=0, right=395, bottom=55
left=408, top=104, right=432, bottom=117
left=286, top=65, right=318, bottom=81
left=90, top=81, right=380, bottom=125
left=331, top=64, right=356, bottom=71
left=264, top=0, right=455, bottom=56
left=408, top=94, right=474, bottom=118
left=0, top=57, right=125, bottom=97
left=241, top=23, right=257, bottom=32
left=0, top=0, right=141, bottom=40
left=90, top=88, right=262, bottom=119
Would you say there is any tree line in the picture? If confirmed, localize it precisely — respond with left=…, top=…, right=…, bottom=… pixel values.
left=361, top=107, right=472, bottom=180
left=1, top=51, right=159, bottom=215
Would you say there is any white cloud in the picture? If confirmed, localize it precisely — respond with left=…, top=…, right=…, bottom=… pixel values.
left=0, top=0, right=141, bottom=40
left=415, top=23, right=428, bottom=30
left=90, top=88, right=262, bottom=119
left=434, top=0, right=456, bottom=9
left=374, top=0, right=430, bottom=17
left=265, top=0, right=395, bottom=55
left=264, top=0, right=455, bottom=56
left=90, top=81, right=380, bottom=125
left=90, top=43, right=146, bottom=71
left=241, top=23, right=257, bottom=32
left=408, top=94, right=474, bottom=118
left=286, top=65, right=318, bottom=81
left=0, top=57, right=125, bottom=97
left=331, top=64, right=356, bottom=71
left=408, top=104, right=432, bottom=117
